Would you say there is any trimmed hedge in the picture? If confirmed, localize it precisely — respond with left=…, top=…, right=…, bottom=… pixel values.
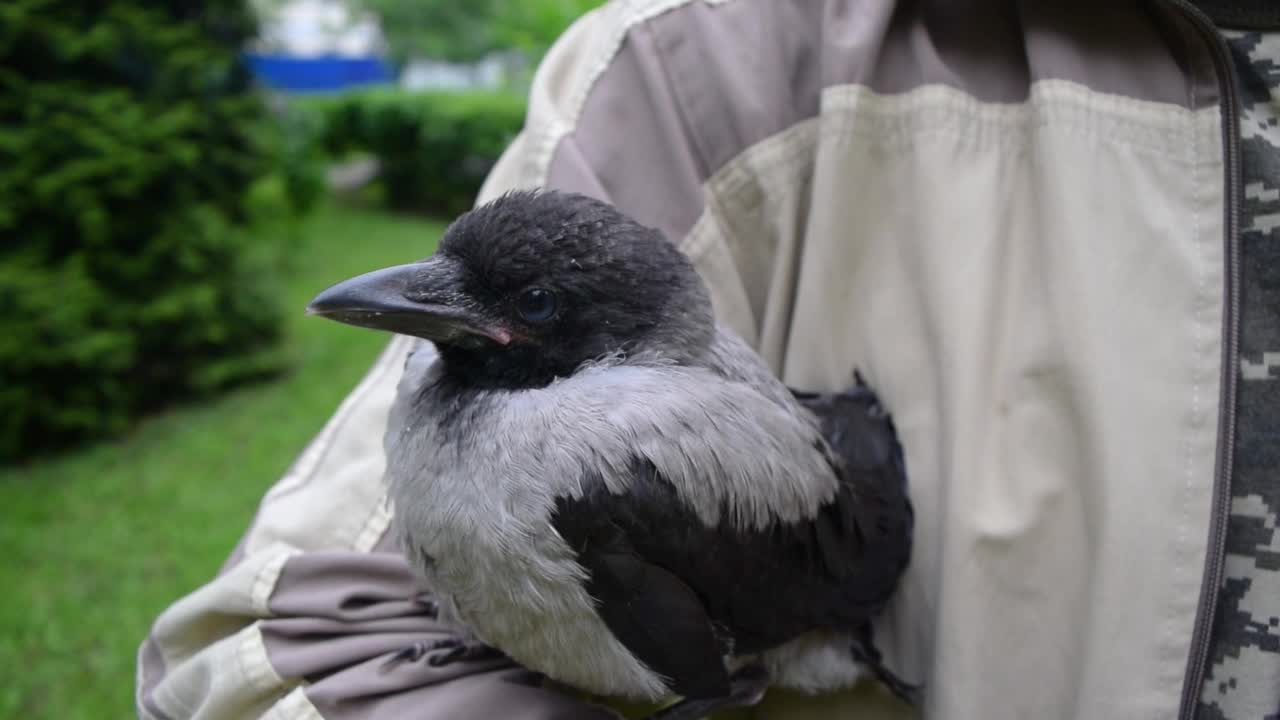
left=301, top=89, right=527, bottom=216
left=0, top=1, right=307, bottom=462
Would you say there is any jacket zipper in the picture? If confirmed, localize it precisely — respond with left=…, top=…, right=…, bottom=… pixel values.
left=1158, top=2, right=1243, bottom=718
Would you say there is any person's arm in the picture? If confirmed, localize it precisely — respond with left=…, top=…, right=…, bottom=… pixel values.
left=136, top=334, right=626, bottom=720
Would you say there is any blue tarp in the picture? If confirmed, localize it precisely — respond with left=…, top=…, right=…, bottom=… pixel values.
left=244, top=53, right=396, bottom=93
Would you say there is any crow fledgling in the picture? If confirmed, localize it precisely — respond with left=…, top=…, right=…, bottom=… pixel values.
left=307, top=190, right=919, bottom=718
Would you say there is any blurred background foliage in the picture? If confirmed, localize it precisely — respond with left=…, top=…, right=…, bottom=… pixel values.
left=0, top=0, right=598, bottom=716
left=300, top=88, right=526, bottom=214
left=346, top=0, right=599, bottom=64
left=0, top=0, right=587, bottom=463
left=0, top=0, right=302, bottom=461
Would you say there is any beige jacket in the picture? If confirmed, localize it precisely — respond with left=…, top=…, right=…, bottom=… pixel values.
left=138, top=1, right=1239, bottom=718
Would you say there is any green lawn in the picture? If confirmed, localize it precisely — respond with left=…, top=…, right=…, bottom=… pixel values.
left=0, top=203, right=444, bottom=719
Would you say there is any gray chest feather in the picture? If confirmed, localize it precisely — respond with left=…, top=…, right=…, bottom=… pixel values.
left=384, top=381, right=670, bottom=699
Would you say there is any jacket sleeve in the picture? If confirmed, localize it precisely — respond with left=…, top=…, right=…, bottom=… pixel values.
left=133, top=7, right=652, bottom=719
left=134, top=335, right=624, bottom=720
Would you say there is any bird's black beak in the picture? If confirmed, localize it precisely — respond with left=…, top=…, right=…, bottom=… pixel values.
left=306, top=256, right=512, bottom=346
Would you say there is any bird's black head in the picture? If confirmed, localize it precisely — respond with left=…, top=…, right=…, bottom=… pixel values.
left=307, top=190, right=715, bottom=389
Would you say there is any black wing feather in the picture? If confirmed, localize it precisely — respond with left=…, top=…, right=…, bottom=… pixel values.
left=552, top=493, right=732, bottom=699
left=551, top=375, right=913, bottom=696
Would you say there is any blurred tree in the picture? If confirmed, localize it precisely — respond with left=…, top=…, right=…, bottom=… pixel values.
left=0, top=0, right=296, bottom=462
left=360, top=0, right=499, bottom=63
left=299, top=88, right=526, bottom=215
left=354, top=0, right=602, bottom=64
left=489, top=0, right=603, bottom=60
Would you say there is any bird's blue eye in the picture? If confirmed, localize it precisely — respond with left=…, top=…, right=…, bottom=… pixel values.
left=516, top=288, right=558, bottom=324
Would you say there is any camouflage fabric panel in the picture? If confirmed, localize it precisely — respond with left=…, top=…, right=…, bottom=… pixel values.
left=1198, top=29, right=1280, bottom=720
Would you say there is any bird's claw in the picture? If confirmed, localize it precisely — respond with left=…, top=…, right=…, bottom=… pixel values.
left=380, top=640, right=432, bottom=671
left=380, top=637, right=504, bottom=672
left=425, top=637, right=505, bottom=667
left=414, top=592, right=440, bottom=617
